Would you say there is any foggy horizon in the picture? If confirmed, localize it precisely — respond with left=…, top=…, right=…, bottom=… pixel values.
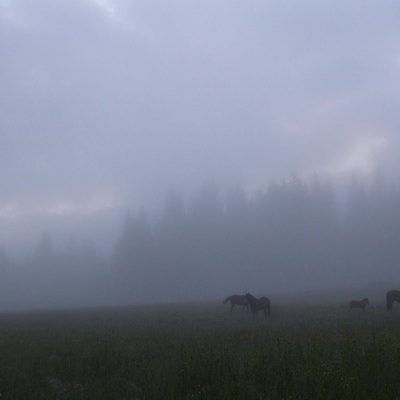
left=1, top=1, right=400, bottom=310
left=0, top=173, right=399, bottom=311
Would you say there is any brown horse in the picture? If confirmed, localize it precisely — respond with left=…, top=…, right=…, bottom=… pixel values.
left=223, top=294, right=248, bottom=312
left=348, top=298, right=369, bottom=311
left=386, top=290, right=400, bottom=311
left=245, top=293, right=270, bottom=318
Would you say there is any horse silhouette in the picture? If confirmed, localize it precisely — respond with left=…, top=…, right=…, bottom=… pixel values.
left=348, top=298, right=369, bottom=311
left=386, top=290, right=400, bottom=311
left=223, top=294, right=248, bottom=312
left=245, top=293, right=270, bottom=318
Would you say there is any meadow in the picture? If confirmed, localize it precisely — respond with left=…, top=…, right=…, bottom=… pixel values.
left=0, top=295, right=400, bottom=399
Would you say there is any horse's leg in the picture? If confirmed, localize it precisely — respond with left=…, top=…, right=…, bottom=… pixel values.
left=230, top=302, right=234, bottom=313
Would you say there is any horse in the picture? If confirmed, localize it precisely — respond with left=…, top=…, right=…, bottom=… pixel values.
left=223, top=294, right=248, bottom=313
left=245, top=293, right=271, bottom=318
left=348, top=298, right=369, bottom=311
left=386, top=290, right=400, bottom=311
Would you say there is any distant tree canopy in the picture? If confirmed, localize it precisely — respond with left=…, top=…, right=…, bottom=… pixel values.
left=0, top=231, right=108, bottom=310
left=112, top=175, right=400, bottom=302
left=1, top=173, right=399, bottom=308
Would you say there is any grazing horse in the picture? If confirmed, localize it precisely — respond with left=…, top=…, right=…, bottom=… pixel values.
left=348, top=298, right=369, bottom=311
left=223, top=294, right=248, bottom=312
left=386, top=290, right=400, bottom=311
left=245, top=293, right=271, bottom=318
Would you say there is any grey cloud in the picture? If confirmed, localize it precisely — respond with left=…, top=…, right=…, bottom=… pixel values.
left=0, top=0, right=399, bottom=216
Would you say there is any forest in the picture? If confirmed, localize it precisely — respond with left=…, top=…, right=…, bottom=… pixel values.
left=0, top=173, right=399, bottom=310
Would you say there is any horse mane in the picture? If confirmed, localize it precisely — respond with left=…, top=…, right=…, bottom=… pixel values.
left=245, top=292, right=256, bottom=301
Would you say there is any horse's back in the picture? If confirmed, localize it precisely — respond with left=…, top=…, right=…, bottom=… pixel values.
left=348, top=298, right=369, bottom=310
left=387, top=290, right=400, bottom=299
left=232, top=294, right=246, bottom=304
left=260, top=296, right=270, bottom=305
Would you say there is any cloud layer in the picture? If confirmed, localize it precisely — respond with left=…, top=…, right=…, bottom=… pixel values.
left=1, top=0, right=400, bottom=219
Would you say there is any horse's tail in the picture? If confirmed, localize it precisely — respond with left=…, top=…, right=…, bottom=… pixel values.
left=223, top=296, right=231, bottom=304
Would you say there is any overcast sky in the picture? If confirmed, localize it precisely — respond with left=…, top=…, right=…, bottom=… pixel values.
left=1, top=1, right=400, bottom=252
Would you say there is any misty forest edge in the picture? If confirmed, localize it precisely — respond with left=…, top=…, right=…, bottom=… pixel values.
left=1, top=174, right=400, bottom=309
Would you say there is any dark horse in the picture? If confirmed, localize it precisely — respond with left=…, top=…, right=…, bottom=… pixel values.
left=245, top=293, right=271, bottom=318
left=348, top=298, right=369, bottom=311
left=386, top=290, right=400, bottom=311
left=223, top=294, right=248, bottom=312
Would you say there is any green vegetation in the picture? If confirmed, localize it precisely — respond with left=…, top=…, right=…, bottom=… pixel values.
left=0, top=300, right=400, bottom=399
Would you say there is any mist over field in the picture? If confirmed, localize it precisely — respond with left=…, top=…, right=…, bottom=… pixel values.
left=1, top=1, right=400, bottom=310
left=1, top=175, right=400, bottom=310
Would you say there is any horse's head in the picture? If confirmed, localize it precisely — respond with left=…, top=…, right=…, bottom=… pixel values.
left=364, top=298, right=370, bottom=305
left=245, top=293, right=254, bottom=302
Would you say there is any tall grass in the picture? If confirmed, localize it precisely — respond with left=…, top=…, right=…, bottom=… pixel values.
left=0, top=301, right=400, bottom=399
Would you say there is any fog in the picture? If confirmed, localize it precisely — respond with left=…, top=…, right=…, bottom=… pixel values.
left=1, top=1, right=400, bottom=310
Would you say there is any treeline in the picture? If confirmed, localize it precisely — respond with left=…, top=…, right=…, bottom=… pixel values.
left=0, top=232, right=111, bottom=310
left=112, top=175, right=400, bottom=303
left=1, top=173, right=400, bottom=309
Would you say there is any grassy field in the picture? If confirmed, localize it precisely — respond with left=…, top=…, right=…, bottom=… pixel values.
left=0, top=297, right=400, bottom=399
